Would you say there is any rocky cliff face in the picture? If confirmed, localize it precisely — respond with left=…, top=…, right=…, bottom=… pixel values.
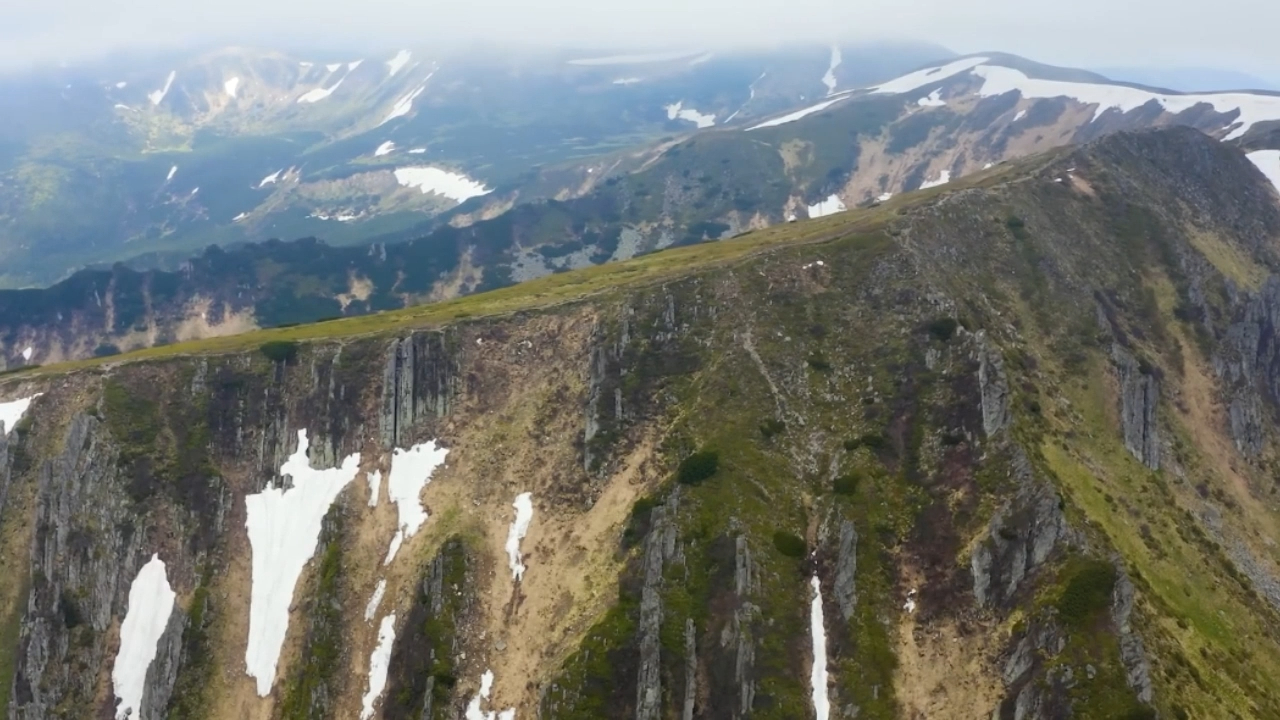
left=2, top=128, right=1280, bottom=720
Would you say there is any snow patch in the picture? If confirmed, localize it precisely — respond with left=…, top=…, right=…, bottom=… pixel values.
left=114, top=104, right=133, bottom=111
left=1248, top=150, right=1280, bottom=196
left=166, top=165, right=177, bottom=182
left=299, top=61, right=313, bottom=69
left=664, top=101, right=715, bottom=128
left=807, top=194, right=846, bottom=218
left=115, top=81, right=127, bottom=89
left=375, top=141, right=396, bottom=156
left=112, top=555, right=176, bottom=720
left=505, top=493, right=534, bottom=580
left=972, top=65, right=1280, bottom=140
left=568, top=51, right=701, bottom=65
left=877, top=192, right=893, bottom=202
left=325, top=63, right=342, bottom=73
left=868, top=57, right=988, bottom=95
left=1012, top=108, right=1027, bottom=122
left=368, top=469, right=383, bottom=507
left=297, top=78, right=344, bottom=103
left=0, top=394, right=40, bottom=434
left=465, top=670, right=515, bottom=720
left=983, top=162, right=994, bottom=169
left=386, top=50, right=412, bottom=77
left=393, top=167, right=491, bottom=203
left=904, top=588, right=917, bottom=613
left=233, top=212, right=249, bottom=222
left=359, top=613, right=396, bottom=720
left=725, top=71, right=767, bottom=123
left=407, top=148, right=427, bottom=154
left=148, top=70, right=176, bottom=106
left=822, top=46, right=842, bottom=96
left=21, top=346, right=33, bottom=362
left=381, top=77, right=431, bottom=125
left=747, top=97, right=844, bottom=130
left=258, top=169, right=283, bottom=188
left=224, top=77, right=240, bottom=98
left=365, top=578, right=387, bottom=621
left=917, top=89, right=945, bottom=107
left=612, top=77, right=642, bottom=85
left=348, top=60, right=364, bottom=71
left=919, top=170, right=951, bottom=190
left=809, top=575, right=830, bottom=720
left=244, top=430, right=361, bottom=696
left=384, top=441, right=450, bottom=564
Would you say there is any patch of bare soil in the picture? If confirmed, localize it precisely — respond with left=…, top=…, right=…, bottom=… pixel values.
left=894, top=595, right=1004, bottom=720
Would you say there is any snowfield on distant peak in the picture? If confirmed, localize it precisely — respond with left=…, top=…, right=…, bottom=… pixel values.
left=375, top=141, right=396, bottom=156
left=665, top=101, right=716, bottom=128
left=971, top=65, right=1280, bottom=139
left=864, top=58, right=1280, bottom=142
left=1248, top=150, right=1280, bottom=196
left=917, top=89, right=945, bottom=107
left=148, top=70, right=176, bottom=106
left=748, top=96, right=846, bottom=130
left=393, top=167, right=491, bottom=202
left=919, top=169, right=952, bottom=190
left=808, top=195, right=846, bottom=218
left=386, top=50, right=412, bottom=77
left=868, top=57, right=989, bottom=95
left=381, top=78, right=431, bottom=125
left=297, top=78, right=344, bottom=103
left=822, top=46, right=842, bottom=96
left=224, top=77, right=240, bottom=98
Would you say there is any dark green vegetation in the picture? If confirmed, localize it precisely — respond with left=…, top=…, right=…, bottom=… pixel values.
left=259, top=340, right=300, bottom=364
left=675, top=450, right=720, bottom=486
left=1055, top=558, right=1118, bottom=627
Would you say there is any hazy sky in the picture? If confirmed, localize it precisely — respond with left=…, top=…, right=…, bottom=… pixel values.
left=2, top=0, right=1278, bottom=78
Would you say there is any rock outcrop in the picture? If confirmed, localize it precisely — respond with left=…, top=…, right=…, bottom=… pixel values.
left=635, top=492, right=681, bottom=720
left=1110, top=572, right=1155, bottom=705
left=379, top=331, right=459, bottom=449
left=1111, top=345, right=1161, bottom=470
left=12, top=414, right=170, bottom=718
left=972, top=450, right=1073, bottom=608
left=976, top=334, right=1011, bottom=437
left=832, top=517, right=858, bottom=622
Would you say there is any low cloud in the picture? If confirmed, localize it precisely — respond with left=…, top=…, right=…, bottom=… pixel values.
left=2, top=0, right=1277, bottom=79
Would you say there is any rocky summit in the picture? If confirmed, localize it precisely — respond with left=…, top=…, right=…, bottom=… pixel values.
left=1, top=125, right=1280, bottom=720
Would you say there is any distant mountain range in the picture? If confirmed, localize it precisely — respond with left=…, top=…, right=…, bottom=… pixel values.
left=0, top=41, right=952, bottom=287
left=4, top=49, right=1280, bottom=366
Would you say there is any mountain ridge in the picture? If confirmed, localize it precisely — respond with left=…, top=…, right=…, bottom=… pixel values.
left=3, top=126, right=1280, bottom=719
left=7, top=43, right=1280, bottom=366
